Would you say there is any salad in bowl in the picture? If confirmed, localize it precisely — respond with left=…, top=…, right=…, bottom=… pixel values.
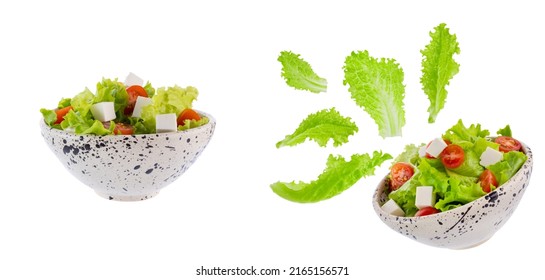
left=381, top=120, right=527, bottom=217
left=39, top=73, right=215, bottom=201
left=40, top=73, right=209, bottom=135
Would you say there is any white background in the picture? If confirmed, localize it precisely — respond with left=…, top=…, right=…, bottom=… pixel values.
left=1, top=0, right=544, bottom=279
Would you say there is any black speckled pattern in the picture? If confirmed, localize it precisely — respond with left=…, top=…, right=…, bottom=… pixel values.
left=40, top=112, right=216, bottom=201
left=372, top=144, right=533, bottom=249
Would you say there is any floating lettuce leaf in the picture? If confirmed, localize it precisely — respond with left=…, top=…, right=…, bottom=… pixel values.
left=271, top=151, right=392, bottom=203
left=278, top=51, right=327, bottom=93
left=276, top=108, right=358, bottom=148
left=421, top=23, right=460, bottom=123
left=343, top=50, right=406, bottom=138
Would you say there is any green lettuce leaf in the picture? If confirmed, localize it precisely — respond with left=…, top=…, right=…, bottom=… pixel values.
left=57, top=98, right=72, bottom=108
left=60, top=110, right=114, bottom=135
left=443, top=119, right=490, bottom=143
left=435, top=177, right=486, bottom=212
left=276, top=108, right=358, bottom=148
left=277, top=51, right=327, bottom=93
left=271, top=151, right=392, bottom=203
left=392, top=143, right=424, bottom=167
left=70, top=88, right=95, bottom=117
left=94, top=78, right=129, bottom=117
left=139, top=85, right=199, bottom=133
left=447, top=149, right=484, bottom=177
left=420, top=23, right=460, bottom=123
left=343, top=50, right=406, bottom=138
left=178, top=117, right=209, bottom=131
left=496, top=125, right=512, bottom=137
left=40, top=108, right=58, bottom=127
left=488, top=151, right=527, bottom=185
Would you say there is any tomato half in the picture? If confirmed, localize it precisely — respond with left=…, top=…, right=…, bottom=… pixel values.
left=177, top=108, right=201, bottom=126
left=390, top=162, right=414, bottom=191
left=55, top=106, right=73, bottom=124
left=124, top=85, right=149, bottom=116
left=113, top=123, right=134, bottom=135
left=495, top=136, right=522, bottom=152
left=479, top=169, right=498, bottom=193
left=440, top=144, right=465, bottom=169
left=415, top=207, right=440, bottom=217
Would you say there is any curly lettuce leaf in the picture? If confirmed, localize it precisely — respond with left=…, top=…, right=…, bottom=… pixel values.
left=276, top=108, right=358, bottom=148
left=139, top=85, right=199, bottom=133
left=95, top=78, right=129, bottom=117
left=278, top=51, right=327, bottom=93
left=271, top=151, right=392, bottom=203
left=496, top=125, right=512, bottom=137
left=392, top=143, right=424, bottom=167
left=178, top=117, right=209, bottom=131
left=421, top=23, right=460, bottom=123
left=40, top=108, right=58, bottom=127
left=435, top=178, right=486, bottom=212
left=443, top=119, right=490, bottom=143
left=488, top=151, right=527, bottom=185
left=70, top=88, right=94, bottom=117
left=60, top=110, right=114, bottom=135
left=343, top=50, right=406, bottom=138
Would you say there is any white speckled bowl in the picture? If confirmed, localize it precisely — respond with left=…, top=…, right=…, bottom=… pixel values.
left=372, top=142, right=533, bottom=249
left=40, top=112, right=215, bottom=201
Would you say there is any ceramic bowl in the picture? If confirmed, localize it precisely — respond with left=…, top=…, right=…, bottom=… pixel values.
left=40, top=112, right=215, bottom=201
left=372, top=142, right=533, bottom=249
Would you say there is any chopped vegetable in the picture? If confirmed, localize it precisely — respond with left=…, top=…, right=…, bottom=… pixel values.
left=40, top=74, right=208, bottom=135
left=275, top=108, right=358, bottom=148
left=271, top=151, right=392, bottom=203
left=343, top=50, right=406, bottom=138
left=420, top=23, right=460, bottom=123
left=277, top=51, right=327, bottom=93
left=386, top=120, right=527, bottom=216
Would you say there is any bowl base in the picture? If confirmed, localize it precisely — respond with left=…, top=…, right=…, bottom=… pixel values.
left=95, top=191, right=160, bottom=202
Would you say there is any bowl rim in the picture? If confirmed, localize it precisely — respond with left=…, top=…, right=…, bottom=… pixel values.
left=39, top=110, right=215, bottom=138
left=373, top=140, right=533, bottom=221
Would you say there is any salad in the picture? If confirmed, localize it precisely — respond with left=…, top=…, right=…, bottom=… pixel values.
left=381, top=120, right=527, bottom=217
left=40, top=73, right=209, bottom=135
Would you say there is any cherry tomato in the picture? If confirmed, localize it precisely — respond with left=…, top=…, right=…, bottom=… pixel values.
left=55, top=106, right=73, bottom=124
left=113, top=123, right=134, bottom=135
left=495, top=136, right=522, bottom=152
left=415, top=207, right=440, bottom=217
left=390, top=162, right=414, bottom=191
left=440, top=144, right=465, bottom=169
left=177, top=108, right=201, bottom=126
left=479, top=170, right=498, bottom=193
left=124, top=85, right=149, bottom=116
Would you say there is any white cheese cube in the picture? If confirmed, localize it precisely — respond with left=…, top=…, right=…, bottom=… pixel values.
left=131, top=96, right=152, bottom=118
left=415, top=186, right=435, bottom=209
left=90, top=102, right=116, bottom=122
left=425, top=138, right=448, bottom=158
left=418, top=144, right=427, bottom=157
left=124, top=72, right=144, bottom=87
left=480, top=147, right=503, bottom=167
left=155, top=113, right=177, bottom=133
left=381, top=199, right=405, bottom=216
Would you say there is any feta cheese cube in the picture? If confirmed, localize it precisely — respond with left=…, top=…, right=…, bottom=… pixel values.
left=425, top=138, right=448, bottom=158
left=480, top=147, right=503, bottom=167
left=415, top=186, right=435, bottom=209
left=90, top=102, right=116, bottom=122
left=124, top=72, right=144, bottom=87
left=418, top=144, right=427, bottom=157
left=381, top=199, right=405, bottom=216
left=155, top=113, right=177, bottom=133
left=131, top=96, right=152, bottom=118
